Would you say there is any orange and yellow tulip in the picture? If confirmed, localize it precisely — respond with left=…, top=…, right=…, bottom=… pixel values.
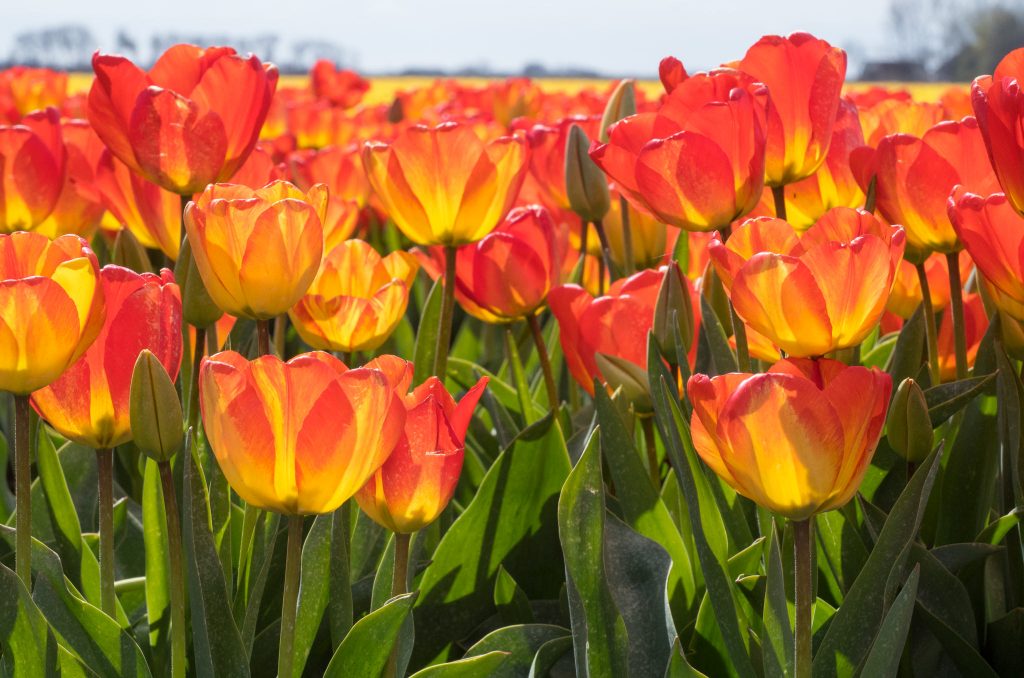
left=289, top=239, right=418, bottom=353
left=199, top=351, right=406, bottom=515
left=0, top=232, right=105, bottom=394
left=0, top=108, right=65, bottom=232
left=363, top=122, right=529, bottom=246
left=36, top=119, right=107, bottom=239
left=886, top=251, right=971, bottom=319
left=88, top=44, right=278, bottom=194
left=0, top=67, right=67, bottom=122
left=309, top=61, right=369, bottom=109
left=32, top=266, right=181, bottom=449
left=355, top=356, right=488, bottom=533
left=185, top=180, right=327, bottom=319
left=688, top=357, right=890, bottom=520
left=972, top=49, right=1024, bottom=215
left=96, top=150, right=182, bottom=260
left=710, top=208, right=905, bottom=357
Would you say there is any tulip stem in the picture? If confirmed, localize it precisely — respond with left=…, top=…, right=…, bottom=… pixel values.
left=619, top=195, right=636, bottom=276
left=97, top=448, right=117, bottom=618
left=159, top=461, right=187, bottom=678
left=386, top=532, right=411, bottom=678
left=946, top=252, right=968, bottom=381
left=527, top=314, right=559, bottom=410
left=188, top=326, right=206, bottom=435
left=793, top=518, right=813, bottom=678
left=278, top=515, right=304, bottom=678
left=592, top=219, right=618, bottom=286
left=914, top=263, right=941, bottom=386
left=14, top=394, right=31, bottom=587
left=432, top=246, right=458, bottom=380
left=772, top=185, right=787, bottom=221
left=257, top=320, right=272, bottom=358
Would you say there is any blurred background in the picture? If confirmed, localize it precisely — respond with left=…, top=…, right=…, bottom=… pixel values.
left=0, top=0, right=1020, bottom=80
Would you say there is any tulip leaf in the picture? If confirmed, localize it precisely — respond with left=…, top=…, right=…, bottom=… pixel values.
left=0, top=563, right=56, bottom=677
left=915, top=602, right=999, bottom=677
left=995, top=343, right=1024, bottom=506
left=528, top=636, right=573, bottom=677
left=924, top=372, right=995, bottom=426
left=976, top=507, right=1023, bottom=545
left=239, top=510, right=281, bottom=657
left=985, top=609, right=1024, bottom=676
left=322, top=592, right=416, bottom=678
left=448, top=357, right=545, bottom=424
left=812, top=445, right=943, bottom=678
left=328, top=503, right=353, bottom=647
left=859, top=566, right=920, bottom=677
left=930, top=542, right=1003, bottom=572
left=761, top=523, right=793, bottom=678
left=292, top=513, right=333, bottom=677
left=860, top=333, right=898, bottom=372
left=494, top=565, right=533, bottom=625
left=504, top=326, right=536, bottom=425
left=413, top=278, right=443, bottom=386
left=141, top=459, right=170, bottom=671
left=558, top=428, right=629, bottom=677
left=666, top=637, right=710, bottom=677
left=887, top=306, right=925, bottom=387
left=182, top=438, right=249, bottom=678
left=408, top=651, right=510, bottom=677
left=462, top=624, right=570, bottom=677
left=814, top=505, right=870, bottom=600
left=698, top=295, right=738, bottom=377
left=411, top=415, right=570, bottom=667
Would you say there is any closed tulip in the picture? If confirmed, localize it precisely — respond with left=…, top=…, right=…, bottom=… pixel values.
left=0, top=232, right=105, bottom=394
left=185, top=180, right=327, bottom=319
left=0, top=108, right=65, bottom=232
left=289, top=239, right=418, bottom=352
left=688, top=357, right=891, bottom=520
left=199, top=351, right=406, bottom=515
left=971, top=48, right=1024, bottom=215
left=96, top=150, right=182, bottom=260
left=738, top=33, right=847, bottom=186
left=363, top=122, right=529, bottom=246
left=32, top=266, right=181, bottom=449
left=355, top=356, right=487, bottom=533
left=88, top=44, right=278, bottom=194
left=710, top=208, right=905, bottom=356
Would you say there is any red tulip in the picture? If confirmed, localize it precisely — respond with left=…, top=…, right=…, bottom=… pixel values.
left=310, top=61, right=370, bottom=109
left=972, top=48, right=1024, bottom=216
left=0, top=108, right=66, bottom=232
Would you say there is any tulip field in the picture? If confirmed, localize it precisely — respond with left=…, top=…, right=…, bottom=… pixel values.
left=2, top=32, right=1024, bottom=678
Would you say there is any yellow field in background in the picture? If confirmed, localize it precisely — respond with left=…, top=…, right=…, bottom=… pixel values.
left=67, top=72, right=965, bottom=105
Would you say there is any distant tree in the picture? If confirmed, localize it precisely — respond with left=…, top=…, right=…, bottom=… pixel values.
left=937, top=6, right=1024, bottom=79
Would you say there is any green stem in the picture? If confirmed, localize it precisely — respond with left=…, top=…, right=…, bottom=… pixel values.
left=188, top=326, right=206, bottom=436
left=257, top=319, right=272, bottom=358
left=505, top=326, right=535, bottom=424
left=159, top=461, right=187, bottom=678
left=237, top=502, right=260, bottom=601
left=278, top=515, right=304, bottom=678
left=97, top=448, right=116, bottom=618
left=432, top=245, right=458, bottom=379
left=793, top=519, right=813, bottom=678
left=14, top=394, right=31, bottom=587
left=915, top=263, right=941, bottom=386
left=386, top=532, right=412, bottom=678
left=772, top=185, right=787, bottom=222
left=946, top=252, right=969, bottom=381
left=619, top=195, right=635, bottom=275
left=592, top=218, right=618, bottom=286
left=527, top=314, right=558, bottom=410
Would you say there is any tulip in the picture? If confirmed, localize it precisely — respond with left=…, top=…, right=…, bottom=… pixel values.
left=0, top=66, right=68, bottom=121
left=738, top=32, right=847, bottom=187
left=710, top=208, right=905, bottom=357
left=310, top=61, right=370, bottom=108
left=886, top=252, right=970, bottom=319
left=658, top=56, right=688, bottom=94
left=88, top=44, right=278, bottom=194
left=36, top=119, right=107, bottom=239
left=937, top=292, right=986, bottom=382
left=0, top=107, right=66, bottom=232
left=289, top=239, right=418, bottom=353
left=290, top=145, right=372, bottom=207
left=525, top=116, right=599, bottom=212
left=971, top=48, right=1024, bottom=215
left=227, top=143, right=285, bottom=188
left=851, top=94, right=944, bottom=148
left=602, top=190, right=670, bottom=271
left=362, top=122, right=529, bottom=246
left=184, top=180, right=327, bottom=320
left=96, top=149, right=182, bottom=260
left=355, top=356, right=487, bottom=533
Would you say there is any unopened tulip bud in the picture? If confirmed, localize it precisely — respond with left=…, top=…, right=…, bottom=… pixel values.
left=111, top=228, right=152, bottom=273
left=565, top=124, right=610, bottom=223
left=175, top=237, right=223, bottom=329
left=653, top=263, right=695, bottom=361
left=595, top=353, right=652, bottom=414
left=130, top=350, right=184, bottom=462
left=999, top=310, right=1024, bottom=362
left=887, top=378, right=933, bottom=463
left=599, top=80, right=636, bottom=143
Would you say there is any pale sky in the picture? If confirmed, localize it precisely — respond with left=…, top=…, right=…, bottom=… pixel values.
left=1, top=0, right=896, bottom=76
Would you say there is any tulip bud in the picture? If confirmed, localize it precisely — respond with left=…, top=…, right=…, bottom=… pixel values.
left=111, top=228, right=152, bottom=273
left=565, top=124, right=610, bottom=223
left=595, top=353, right=652, bottom=414
left=653, top=263, right=694, bottom=361
left=998, top=310, right=1024, bottom=362
left=599, top=80, right=636, bottom=143
left=886, top=378, right=933, bottom=463
left=175, top=237, right=223, bottom=329
left=700, top=265, right=734, bottom=335
left=130, top=350, right=184, bottom=462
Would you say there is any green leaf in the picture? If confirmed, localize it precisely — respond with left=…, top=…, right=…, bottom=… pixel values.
left=861, top=333, right=898, bottom=371
left=292, top=513, right=333, bottom=677
left=698, top=295, right=737, bottom=377
left=930, top=542, right=1003, bottom=572
left=761, top=523, right=793, bottom=678
left=976, top=507, right=1023, bottom=545
left=986, top=608, right=1024, bottom=676
left=665, top=637, right=710, bottom=677
left=462, top=624, right=569, bottom=677
left=328, top=503, right=353, bottom=647
left=323, top=592, right=416, bottom=678
left=916, top=603, right=999, bottom=677
left=812, top=447, right=943, bottom=678
left=814, top=506, right=869, bottom=600
left=527, top=637, right=573, bottom=677
left=412, top=415, right=570, bottom=667
left=558, top=429, right=629, bottom=677
left=413, top=278, right=443, bottom=386
left=859, top=566, right=920, bottom=677
left=493, top=565, right=533, bottom=625
left=0, top=563, right=55, bottom=677
left=924, top=373, right=995, bottom=426
left=142, top=459, right=170, bottom=671
left=887, top=306, right=925, bottom=386
left=505, top=326, right=536, bottom=425
left=409, top=651, right=510, bottom=677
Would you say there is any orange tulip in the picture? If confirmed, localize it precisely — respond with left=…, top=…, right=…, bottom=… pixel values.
left=227, top=143, right=286, bottom=188
left=658, top=56, right=689, bottom=94
left=199, top=351, right=406, bottom=515
left=88, top=44, right=278, bottom=194
left=309, top=61, right=369, bottom=109
left=972, top=49, right=1024, bottom=216
left=36, top=119, right=107, bottom=239
left=290, top=146, right=370, bottom=247
left=363, top=122, right=529, bottom=246
left=688, top=357, right=891, bottom=520
left=0, top=108, right=66, bottom=232
left=32, top=266, right=181, bottom=449
left=355, top=355, right=487, bottom=533
left=0, top=67, right=67, bottom=121
left=864, top=117, right=999, bottom=257
left=185, top=180, right=326, bottom=319
left=886, top=251, right=971, bottom=319
left=738, top=33, right=847, bottom=186
left=289, top=239, right=418, bottom=353
left=0, top=232, right=105, bottom=394
left=603, top=189, right=670, bottom=270
left=710, top=208, right=905, bottom=357
left=96, top=150, right=182, bottom=260
left=524, top=116, right=600, bottom=212
left=937, top=292, right=987, bottom=381
left=851, top=93, right=944, bottom=148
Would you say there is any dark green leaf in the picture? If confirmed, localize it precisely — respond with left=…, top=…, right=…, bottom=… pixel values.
left=494, top=565, right=533, bottom=625
left=762, top=523, right=792, bottom=678
left=323, top=592, right=416, bottom=678
left=292, top=514, right=332, bottom=676
left=463, top=624, right=569, bottom=678
left=859, top=566, right=920, bottom=677
left=408, top=651, right=510, bottom=677
left=924, top=373, right=995, bottom=426
left=887, top=306, right=925, bottom=387
left=698, top=295, right=737, bottom=377
left=413, top=278, right=443, bottom=386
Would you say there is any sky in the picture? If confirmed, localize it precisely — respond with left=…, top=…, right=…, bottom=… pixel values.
left=1, top=0, right=897, bottom=77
